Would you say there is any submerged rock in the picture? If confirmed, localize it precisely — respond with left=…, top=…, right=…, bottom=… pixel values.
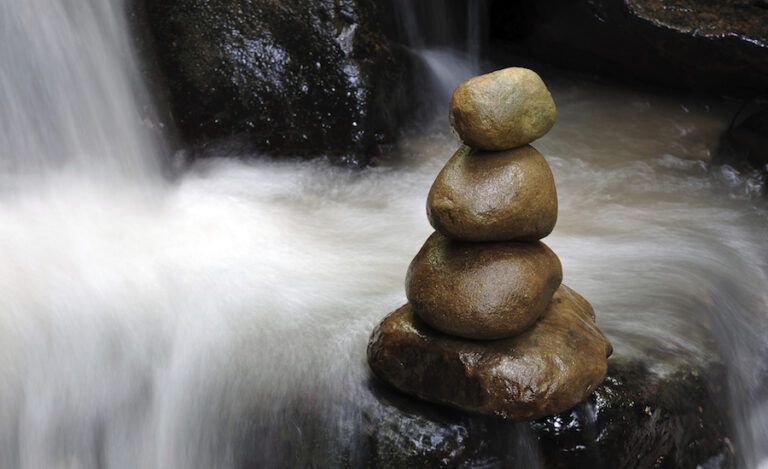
left=427, top=145, right=558, bottom=242
left=449, top=67, right=556, bottom=150
left=405, top=232, right=562, bottom=339
left=139, top=0, right=411, bottom=166
left=368, top=285, right=611, bottom=419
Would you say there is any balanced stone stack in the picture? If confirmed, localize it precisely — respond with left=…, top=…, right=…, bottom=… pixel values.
left=368, top=68, right=612, bottom=420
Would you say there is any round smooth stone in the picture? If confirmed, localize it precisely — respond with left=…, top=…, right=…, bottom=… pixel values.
left=367, top=285, right=613, bottom=420
left=405, top=232, right=562, bottom=340
left=427, top=144, right=558, bottom=242
left=449, top=67, right=557, bottom=150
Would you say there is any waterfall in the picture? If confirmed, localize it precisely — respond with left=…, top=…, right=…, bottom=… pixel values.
left=0, top=0, right=161, bottom=185
left=390, top=0, right=490, bottom=100
left=466, top=0, right=489, bottom=72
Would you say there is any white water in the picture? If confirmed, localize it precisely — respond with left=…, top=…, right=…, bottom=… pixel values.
left=1, top=1, right=768, bottom=468
left=391, top=0, right=488, bottom=100
left=0, top=0, right=160, bottom=183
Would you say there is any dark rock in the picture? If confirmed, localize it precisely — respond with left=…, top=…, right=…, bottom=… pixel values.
left=228, top=359, right=732, bottom=467
left=368, top=285, right=611, bottom=419
left=405, top=232, right=563, bottom=339
left=449, top=67, right=557, bottom=150
left=427, top=145, right=558, bottom=242
left=364, top=358, right=734, bottom=468
left=139, top=0, right=411, bottom=166
left=126, top=2, right=177, bottom=164
left=489, top=0, right=768, bottom=95
left=722, top=105, right=768, bottom=170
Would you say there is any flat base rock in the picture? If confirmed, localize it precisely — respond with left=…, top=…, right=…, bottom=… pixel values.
left=368, top=285, right=612, bottom=420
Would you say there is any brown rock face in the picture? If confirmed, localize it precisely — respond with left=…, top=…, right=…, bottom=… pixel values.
left=490, top=0, right=768, bottom=95
left=405, top=232, right=562, bottom=339
left=427, top=145, right=558, bottom=242
left=449, top=67, right=557, bottom=151
left=368, top=285, right=612, bottom=420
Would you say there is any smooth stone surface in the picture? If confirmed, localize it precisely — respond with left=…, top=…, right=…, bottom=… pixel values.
left=427, top=145, right=558, bottom=242
left=449, top=67, right=557, bottom=150
left=406, top=232, right=562, bottom=339
left=368, top=285, right=612, bottom=420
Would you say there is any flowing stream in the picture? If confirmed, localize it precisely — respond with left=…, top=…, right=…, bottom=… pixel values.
left=0, top=1, right=767, bottom=468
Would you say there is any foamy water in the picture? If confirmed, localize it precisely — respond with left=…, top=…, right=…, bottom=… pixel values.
left=1, top=79, right=767, bottom=467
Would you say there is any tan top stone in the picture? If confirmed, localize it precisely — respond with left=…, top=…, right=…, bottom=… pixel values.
left=449, top=67, right=557, bottom=150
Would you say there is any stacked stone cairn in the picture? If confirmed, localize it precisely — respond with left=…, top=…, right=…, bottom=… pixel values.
left=367, top=68, right=613, bottom=420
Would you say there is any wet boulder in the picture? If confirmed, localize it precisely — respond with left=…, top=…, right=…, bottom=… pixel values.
left=365, top=358, right=733, bottom=468
left=368, top=285, right=611, bottom=419
left=489, top=0, right=768, bottom=95
left=228, top=355, right=732, bottom=467
left=449, top=67, right=557, bottom=150
left=405, top=232, right=562, bottom=339
left=139, top=0, right=411, bottom=166
left=427, top=145, right=558, bottom=242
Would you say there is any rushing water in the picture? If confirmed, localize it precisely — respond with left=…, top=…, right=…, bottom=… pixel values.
left=390, top=0, right=488, bottom=100
left=1, top=1, right=768, bottom=468
left=0, top=0, right=161, bottom=183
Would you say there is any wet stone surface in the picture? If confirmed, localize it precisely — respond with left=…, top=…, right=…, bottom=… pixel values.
left=490, top=0, right=768, bottom=95
left=369, top=285, right=611, bottom=420
left=449, top=67, right=557, bottom=151
left=405, top=233, right=563, bottom=339
left=139, top=0, right=412, bottom=166
left=427, top=145, right=558, bottom=243
left=364, top=358, right=734, bottom=468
